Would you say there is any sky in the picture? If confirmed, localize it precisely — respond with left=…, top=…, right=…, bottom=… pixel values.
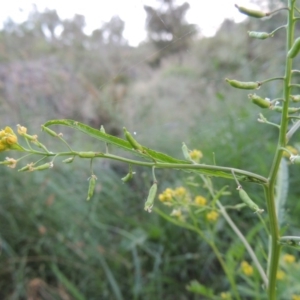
left=0, top=0, right=259, bottom=46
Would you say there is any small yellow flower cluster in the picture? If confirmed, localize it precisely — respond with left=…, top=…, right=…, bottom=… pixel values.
left=206, top=211, right=219, bottom=222
left=0, top=126, right=18, bottom=152
left=220, top=292, right=231, bottom=299
left=158, top=186, right=188, bottom=206
left=189, top=149, right=203, bottom=162
left=241, top=261, right=253, bottom=276
left=158, top=188, right=174, bottom=205
left=276, top=270, right=286, bottom=280
left=283, top=254, right=296, bottom=264
left=194, top=195, right=207, bottom=206
left=292, top=295, right=300, bottom=300
left=174, top=186, right=187, bottom=197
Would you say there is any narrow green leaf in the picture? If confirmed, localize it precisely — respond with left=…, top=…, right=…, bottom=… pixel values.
left=51, top=264, right=86, bottom=300
left=43, top=119, right=186, bottom=164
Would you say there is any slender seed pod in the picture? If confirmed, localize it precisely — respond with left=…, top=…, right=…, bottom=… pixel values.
left=272, top=106, right=300, bottom=114
left=144, top=182, right=157, bottom=213
left=288, top=37, right=300, bottom=59
left=238, top=187, right=263, bottom=213
left=290, top=95, right=300, bottom=102
left=235, top=4, right=267, bottom=18
left=62, top=157, right=75, bottom=163
left=31, top=162, right=53, bottom=171
left=18, top=164, right=33, bottom=172
left=182, top=142, right=191, bottom=161
left=121, top=171, right=136, bottom=182
left=41, top=125, right=58, bottom=137
left=225, top=78, right=260, bottom=90
left=248, top=94, right=271, bottom=108
left=78, top=151, right=96, bottom=158
left=87, top=175, right=97, bottom=201
left=248, top=31, right=272, bottom=39
left=123, top=127, right=143, bottom=151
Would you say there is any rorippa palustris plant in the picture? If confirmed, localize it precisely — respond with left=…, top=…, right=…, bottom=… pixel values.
left=2, top=2, right=300, bottom=299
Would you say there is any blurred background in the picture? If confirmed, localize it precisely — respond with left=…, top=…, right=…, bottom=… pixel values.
left=1, top=0, right=299, bottom=299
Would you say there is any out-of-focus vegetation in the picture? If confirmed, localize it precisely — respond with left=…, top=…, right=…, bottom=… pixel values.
left=1, top=0, right=300, bottom=299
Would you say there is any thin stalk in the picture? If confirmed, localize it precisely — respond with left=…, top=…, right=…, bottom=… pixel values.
left=217, top=201, right=268, bottom=288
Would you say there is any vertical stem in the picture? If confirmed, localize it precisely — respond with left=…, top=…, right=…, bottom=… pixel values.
left=267, top=1, right=295, bottom=298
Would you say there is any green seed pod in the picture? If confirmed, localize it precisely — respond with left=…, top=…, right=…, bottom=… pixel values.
left=248, top=31, right=272, bottom=40
left=182, top=142, right=191, bottom=161
left=290, top=95, right=300, bottom=102
left=87, top=175, right=97, bottom=201
left=288, top=37, right=300, bottom=59
left=225, top=78, right=260, bottom=90
left=144, top=182, right=157, bottom=213
left=121, top=171, right=136, bottom=182
left=272, top=106, right=300, bottom=114
left=290, top=155, right=300, bottom=164
left=41, top=125, right=58, bottom=137
left=78, top=151, right=96, bottom=158
left=123, top=127, right=143, bottom=151
left=18, top=164, right=33, bottom=172
left=62, top=157, right=75, bottom=163
left=248, top=94, right=270, bottom=108
left=238, top=187, right=263, bottom=213
left=31, top=162, right=53, bottom=171
left=235, top=4, right=266, bottom=18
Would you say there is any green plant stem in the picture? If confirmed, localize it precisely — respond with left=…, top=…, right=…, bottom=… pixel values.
left=266, top=3, right=295, bottom=298
left=13, top=149, right=268, bottom=184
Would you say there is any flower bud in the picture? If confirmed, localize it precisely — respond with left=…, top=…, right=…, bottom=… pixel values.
left=144, top=182, right=157, bottom=213
left=225, top=78, right=260, bottom=90
left=288, top=37, right=300, bottom=59
left=248, top=94, right=271, bottom=108
left=235, top=4, right=267, bottom=18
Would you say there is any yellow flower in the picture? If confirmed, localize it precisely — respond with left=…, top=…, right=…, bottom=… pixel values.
left=283, top=145, right=298, bottom=157
left=194, top=195, right=207, bottom=206
left=241, top=261, right=253, bottom=276
left=206, top=211, right=219, bottom=222
left=220, top=292, right=231, bottom=299
left=174, top=187, right=187, bottom=197
left=0, top=126, right=18, bottom=152
left=292, top=295, right=300, bottom=300
left=283, top=254, right=296, bottom=264
left=276, top=270, right=286, bottom=280
left=158, top=188, right=174, bottom=204
left=189, top=149, right=203, bottom=162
